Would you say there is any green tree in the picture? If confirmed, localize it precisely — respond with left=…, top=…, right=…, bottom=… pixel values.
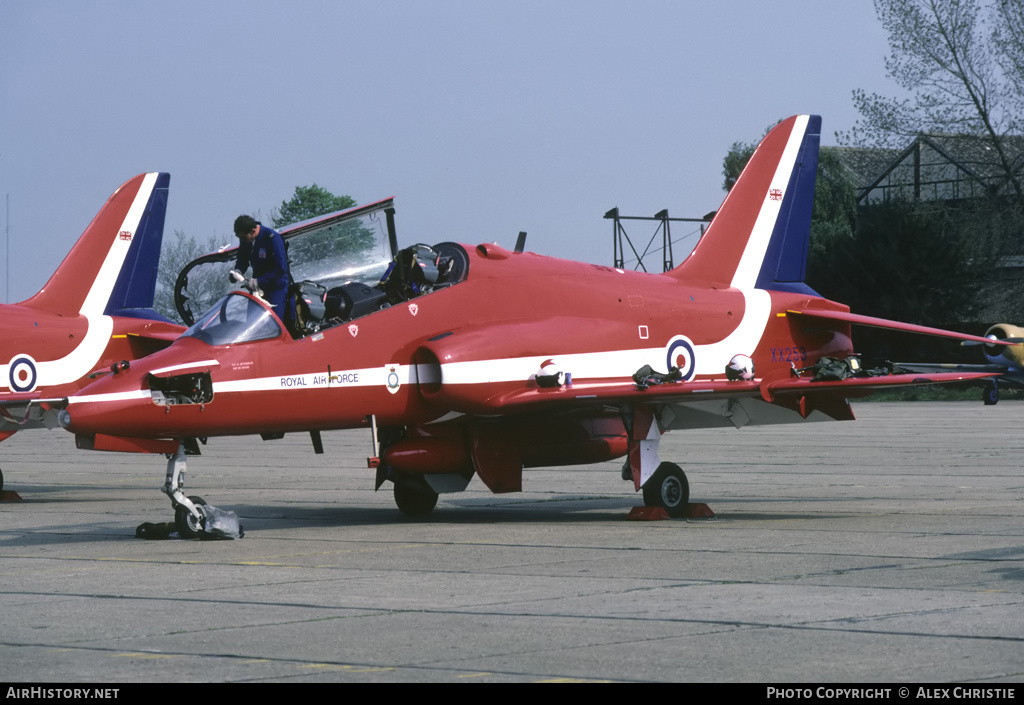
left=271, top=184, right=380, bottom=286
left=811, top=200, right=996, bottom=322
left=270, top=184, right=357, bottom=228
left=806, top=148, right=858, bottom=275
left=811, top=198, right=1009, bottom=360
left=721, top=140, right=756, bottom=192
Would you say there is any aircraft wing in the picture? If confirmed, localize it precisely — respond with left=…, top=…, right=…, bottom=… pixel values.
left=896, top=361, right=1024, bottom=386
left=436, top=369, right=999, bottom=415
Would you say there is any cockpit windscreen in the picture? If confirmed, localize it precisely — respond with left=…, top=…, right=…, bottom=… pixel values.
left=183, top=293, right=282, bottom=346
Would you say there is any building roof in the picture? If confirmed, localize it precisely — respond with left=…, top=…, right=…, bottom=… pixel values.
left=833, top=133, right=1024, bottom=204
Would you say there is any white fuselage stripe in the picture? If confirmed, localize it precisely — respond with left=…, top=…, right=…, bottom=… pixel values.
left=149, top=360, right=220, bottom=375
left=69, top=326, right=770, bottom=404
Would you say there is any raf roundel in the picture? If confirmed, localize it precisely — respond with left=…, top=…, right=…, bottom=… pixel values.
left=8, top=354, right=38, bottom=393
left=664, top=335, right=696, bottom=381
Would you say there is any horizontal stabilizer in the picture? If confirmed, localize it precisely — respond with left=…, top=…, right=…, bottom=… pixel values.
left=785, top=309, right=1004, bottom=346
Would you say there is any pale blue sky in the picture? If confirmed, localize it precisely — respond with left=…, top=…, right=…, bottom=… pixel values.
left=1, top=0, right=896, bottom=301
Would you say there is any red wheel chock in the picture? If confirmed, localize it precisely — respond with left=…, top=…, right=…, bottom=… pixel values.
left=627, top=503, right=714, bottom=520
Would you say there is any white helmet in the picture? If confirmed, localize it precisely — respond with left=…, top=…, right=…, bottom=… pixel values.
left=726, top=354, right=755, bottom=381
left=536, top=360, right=566, bottom=388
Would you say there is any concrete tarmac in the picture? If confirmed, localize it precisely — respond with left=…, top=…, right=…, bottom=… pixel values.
left=0, top=401, right=1021, bottom=683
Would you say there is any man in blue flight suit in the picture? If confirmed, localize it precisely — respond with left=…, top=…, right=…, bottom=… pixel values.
left=231, top=215, right=291, bottom=326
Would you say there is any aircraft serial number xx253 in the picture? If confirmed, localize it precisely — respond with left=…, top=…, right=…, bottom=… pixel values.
left=59, top=116, right=1000, bottom=535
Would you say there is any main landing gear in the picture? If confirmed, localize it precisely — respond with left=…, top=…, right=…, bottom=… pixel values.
left=642, top=462, right=690, bottom=518
left=393, top=476, right=439, bottom=518
left=983, top=381, right=999, bottom=406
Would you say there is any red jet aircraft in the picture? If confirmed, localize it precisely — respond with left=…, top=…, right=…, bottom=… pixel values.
left=0, top=173, right=183, bottom=493
left=59, top=116, right=1001, bottom=535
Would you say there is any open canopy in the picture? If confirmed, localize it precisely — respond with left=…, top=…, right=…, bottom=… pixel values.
left=173, top=198, right=397, bottom=326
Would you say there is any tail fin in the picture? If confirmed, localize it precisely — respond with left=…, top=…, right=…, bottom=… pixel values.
left=671, top=115, right=820, bottom=294
left=21, top=172, right=170, bottom=318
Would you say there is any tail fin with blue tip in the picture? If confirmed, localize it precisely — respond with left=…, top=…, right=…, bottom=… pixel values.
left=670, top=115, right=821, bottom=296
left=22, top=172, right=171, bottom=320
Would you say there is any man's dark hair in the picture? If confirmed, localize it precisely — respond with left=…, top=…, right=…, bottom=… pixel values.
left=234, top=215, right=258, bottom=236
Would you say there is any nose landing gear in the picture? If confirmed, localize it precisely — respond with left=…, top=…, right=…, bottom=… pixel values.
left=162, top=444, right=241, bottom=539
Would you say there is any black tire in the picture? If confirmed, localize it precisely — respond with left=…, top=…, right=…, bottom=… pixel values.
left=0, top=467, right=4, bottom=493
left=174, top=495, right=207, bottom=538
left=642, top=462, right=689, bottom=517
left=983, top=385, right=999, bottom=406
left=394, top=482, right=438, bottom=518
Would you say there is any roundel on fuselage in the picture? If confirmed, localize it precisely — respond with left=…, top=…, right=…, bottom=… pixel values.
left=664, top=335, right=696, bottom=381
left=8, top=354, right=38, bottom=393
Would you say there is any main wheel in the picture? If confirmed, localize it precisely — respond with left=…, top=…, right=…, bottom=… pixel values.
left=983, top=384, right=999, bottom=405
left=393, top=482, right=438, bottom=518
left=642, top=462, right=689, bottom=517
left=0, top=467, right=4, bottom=493
left=174, top=495, right=208, bottom=538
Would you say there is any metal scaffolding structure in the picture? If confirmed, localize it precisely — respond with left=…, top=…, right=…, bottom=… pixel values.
left=605, top=207, right=711, bottom=272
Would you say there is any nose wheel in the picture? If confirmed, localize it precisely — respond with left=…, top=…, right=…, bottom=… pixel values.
left=174, top=496, right=208, bottom=538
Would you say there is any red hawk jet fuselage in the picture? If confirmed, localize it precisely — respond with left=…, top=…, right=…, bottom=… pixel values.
left=59, top=117, right=1000, bottom=530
